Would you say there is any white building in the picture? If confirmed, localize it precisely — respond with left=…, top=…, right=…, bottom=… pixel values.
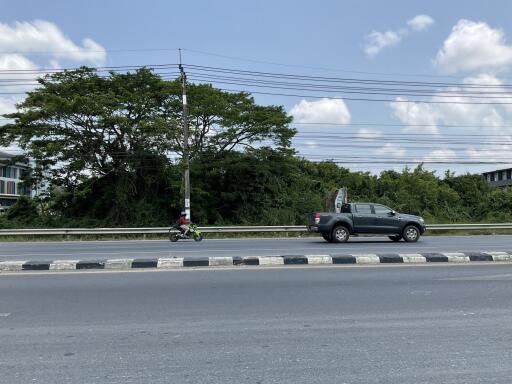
left=482, top=168, right=512, bottom=188
left=0, top=150, right=32, bottom=211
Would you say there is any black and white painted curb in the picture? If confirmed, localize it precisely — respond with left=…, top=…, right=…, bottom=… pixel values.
left=1, top=251, right=512, bottom=272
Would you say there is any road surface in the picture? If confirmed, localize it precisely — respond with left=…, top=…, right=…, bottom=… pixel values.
left=0, top=235, right=511, bottom=261
left=1, top=264, right=512, bottom=383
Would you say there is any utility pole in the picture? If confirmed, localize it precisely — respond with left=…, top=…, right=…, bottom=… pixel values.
left=179, top=49, right=191, bottom=221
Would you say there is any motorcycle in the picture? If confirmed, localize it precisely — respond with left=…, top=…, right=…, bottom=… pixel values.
left=169, top=223, right=203, bottom=242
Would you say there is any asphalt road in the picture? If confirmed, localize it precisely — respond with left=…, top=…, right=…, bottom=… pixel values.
left=2, top=265, right=512, bottom=383
left=1, top=235, right=512, bottom=261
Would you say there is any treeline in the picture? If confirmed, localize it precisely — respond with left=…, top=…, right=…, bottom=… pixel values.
left=1, top=67, right=510, bottom=228
left=2, top=150, right=511, bottom=228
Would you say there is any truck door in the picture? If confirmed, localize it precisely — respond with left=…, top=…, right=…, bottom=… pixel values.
left=353, top=204, right=374, bottom=233
left=373, top=204, right=401, bottom=234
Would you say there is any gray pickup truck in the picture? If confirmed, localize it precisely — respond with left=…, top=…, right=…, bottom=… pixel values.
left=308, top=202, right=426, bottom=243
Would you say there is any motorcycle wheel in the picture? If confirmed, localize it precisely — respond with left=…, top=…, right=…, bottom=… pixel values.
left=170, top=234, right=179, bottom=242
left=193, top=234, right=203, bottom=242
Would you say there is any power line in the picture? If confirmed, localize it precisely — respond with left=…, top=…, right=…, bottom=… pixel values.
left=184, top=64, right=512, bottom=89
left=217, top=88, right=512, bottom=105
left=181, top=49, right=495, bottom=81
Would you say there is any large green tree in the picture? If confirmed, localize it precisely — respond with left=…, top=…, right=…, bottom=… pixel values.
left=1, top=67, right=295, bottom=224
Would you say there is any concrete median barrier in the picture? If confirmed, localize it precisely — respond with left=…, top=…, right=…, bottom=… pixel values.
left=1, top=251, right=512, bottom=273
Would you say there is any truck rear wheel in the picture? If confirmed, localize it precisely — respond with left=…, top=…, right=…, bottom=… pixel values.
left=332, top=225, right=349, bottom=243
left=322, top=233, right=331, bottom=242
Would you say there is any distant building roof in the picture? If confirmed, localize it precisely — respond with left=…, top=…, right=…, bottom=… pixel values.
left=0, top=150, right=15, bottom=159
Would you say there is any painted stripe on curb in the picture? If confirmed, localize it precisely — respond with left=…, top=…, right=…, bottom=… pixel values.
left=23, top=262, right=50, bottom=271
left=378, top=254, right=404, bottom=263
left=105, top=259, right=133, bottom=269
left=131, top=259, right=158, bottom=268
left=258, top=256, right=284, bottom=265
left=242, top=256, right=260, bottom=266
left=400, top=254, right=426, bottom=263
left=0, top=261, right=27, bottom=271
left=463, top=252, right=493, bottom=262
left=283, top=255, right=308, bottom=265
left=209, top=256, right=233, bottom=266
left=442, top=253, right=470, bottom=262
left=331, top=255, right=357, bottom=264
left=157, top=258, right=184, bottom=268
left=488, top=252, right=512, bottom=262
left=422, top=253, right=449, bottom=262
left=49, top=260, right=79, bottom=270
left=76, top=261, right=105, bottom=270
left=183, top=257, right=209, bottom=267
left=355, top=255, right=380, bottom=264
left=306, top=255, right=332, bottom=265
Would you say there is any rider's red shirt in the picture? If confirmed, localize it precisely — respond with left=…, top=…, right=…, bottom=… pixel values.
left=178, top=216, right=190, bottom=225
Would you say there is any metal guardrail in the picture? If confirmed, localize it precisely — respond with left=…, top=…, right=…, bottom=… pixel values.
left=0, top=224, right=511, bottom=236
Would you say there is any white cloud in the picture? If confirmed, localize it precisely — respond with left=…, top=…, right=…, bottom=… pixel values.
left=358, top=128, right=382, bottom=139
left=435, top=19, right=512, bottom=74
left=422, top=149, right=457, bottom=163
left=289, top=98, right=351, bottom=125
left=390, top=73, right=512, bottom=136
left=390, top=97, right=440, bottom=134
left=0, top=97, right=17, bottom=115
left=376, top=143, right=406, bottom=158
left=407, top=15, right=435, bottom=31
left=0, top=20, right=106, bottom=65
left=364, top=14, right=434, bottom=57
left=365, top=30, right=402, bottom=57
left=0, top=20, right=107, bottom=155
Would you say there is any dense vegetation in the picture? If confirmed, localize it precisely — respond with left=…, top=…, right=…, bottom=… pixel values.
left=1, top=67, right=510, bottom=228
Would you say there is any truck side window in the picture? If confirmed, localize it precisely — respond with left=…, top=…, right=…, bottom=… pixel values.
left=355, top=204, right=372, bottom=214
left=374, top=205, right=393, bottom=215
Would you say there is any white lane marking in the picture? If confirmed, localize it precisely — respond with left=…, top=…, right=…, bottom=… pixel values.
left=0, top=313, right=11, bottom=317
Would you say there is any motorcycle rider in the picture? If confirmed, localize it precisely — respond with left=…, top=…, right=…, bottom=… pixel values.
left=177, top=211, right=191, bottom=236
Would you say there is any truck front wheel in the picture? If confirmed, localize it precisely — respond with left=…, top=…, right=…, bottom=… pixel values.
left=332, top=225, right=349, bottom=243
left=403, top=225, right=420, bottom=242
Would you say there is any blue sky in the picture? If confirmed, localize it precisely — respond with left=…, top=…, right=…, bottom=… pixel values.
left=2, top=0, right=512, bottom=174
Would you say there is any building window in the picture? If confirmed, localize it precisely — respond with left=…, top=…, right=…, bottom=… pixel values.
left=490, top=173, right=495, bottom=181
left=6, top=181, right=15, bottom=195
left=0, top=180, right=4, bottom=194
left=508, top=170, right=512, bottom=180
left=499, top=171, right=504, bottom=181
